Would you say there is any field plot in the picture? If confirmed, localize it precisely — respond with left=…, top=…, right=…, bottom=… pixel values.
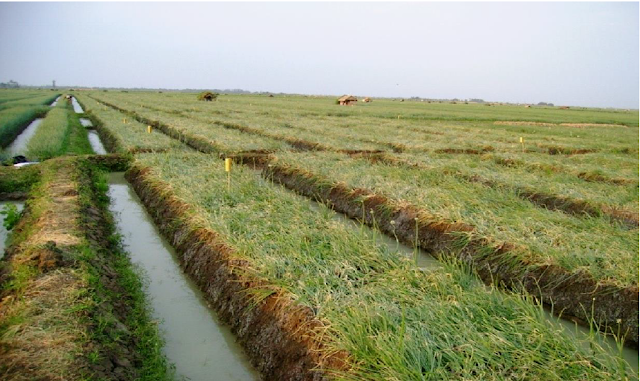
left=85, top=91, right=638, bottom=343
left=77, top=95, right=190, bottom=153
left=0, top=90, right=60, bottom=151
left=1, top=89, right=636, bottom=380
left=87, top=91, right=638, bottom=157
left=272, top=151, right=638, bottom=284
left=88, top=93, right=293, bottom=155
left=131, top=151, right=634, bottom=380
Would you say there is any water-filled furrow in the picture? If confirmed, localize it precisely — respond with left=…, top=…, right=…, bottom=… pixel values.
left=88, top=130, right=107, bottom=155
left=79, top=118, right=93, bottom=127
left=71, top=97, right=84, bottom=113
left=107, top=173, right=259, bottom=381
left=5, top=119, right=43, bottom=157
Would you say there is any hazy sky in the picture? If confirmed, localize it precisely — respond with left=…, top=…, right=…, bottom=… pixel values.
left=0, top=2, right=638, bottom=108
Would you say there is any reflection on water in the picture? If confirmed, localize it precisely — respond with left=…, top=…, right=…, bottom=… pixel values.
left=71, top=97, right=84, bottom=113
left=5, top=119, right=42, bottom=157
left=87, top=130, right=107, bottom=155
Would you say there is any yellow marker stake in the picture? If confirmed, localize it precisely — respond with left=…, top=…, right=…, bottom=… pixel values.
left=225, top=158, right=232, bottom=190
left=519, top=137, right=525, bottom=152
left=123, top=118, right=127, bottom=124
left=147, top=126, right=152, bottom=133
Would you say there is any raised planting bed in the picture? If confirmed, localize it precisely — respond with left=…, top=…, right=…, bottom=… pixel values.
left=90, top=94, right=292, bottom=155
left=266, top=151, right=639, bottom=346
left=77, top=95, right=190, bottom=154
left=352, top=151, right=638, bottom=227
left=127, top=151, right=635, bottom=379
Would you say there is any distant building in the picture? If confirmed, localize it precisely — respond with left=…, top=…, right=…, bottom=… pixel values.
left=338, top=95, right=358, bottom=106
left=363, top=97, right=372, bottom=103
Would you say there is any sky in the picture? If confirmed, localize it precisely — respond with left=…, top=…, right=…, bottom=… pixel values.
left=0, top=2, right=637, bottom=109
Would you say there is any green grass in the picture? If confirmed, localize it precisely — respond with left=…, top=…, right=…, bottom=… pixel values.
left=89, top=93, right=297, bottom=153
left=26, top=105, right=69, bottom=160
left=25, top=99, right=94, bottom=160
left=64, top=106, right=95, bottom=156
left=274, top=151, right=639, bottom=287
left=78, top=163, right=172, bottom=380
left=89, top=91, right=638, bottom=161
left=0, top=106, right=48, bottom=148
left=76, top=95, right=189, bottom=153
left=134, top=151, right=635, bottom=380
left=84, top=90, right=638, bottom=288
left=398, top=152, right=638, bottom=212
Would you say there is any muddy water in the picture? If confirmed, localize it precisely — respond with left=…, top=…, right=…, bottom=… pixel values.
left=71, top=97, right=84, bottom=113
left=5, top=119, right=43, bottom=156
left=0, top=202, right=23, bottom=258
left=108, top=173, right=259, bottom=381
left=546, top=310, right=639, bottom=374
left=79, top=118, right=93, bottom=127
left=49, top=96, right=61, bottom=107
left=87, top=130, right=107, bottom=155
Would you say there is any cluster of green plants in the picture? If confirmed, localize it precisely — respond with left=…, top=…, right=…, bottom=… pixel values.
left=135, top=151, right=635, bottom=379
left=0, top=91, right=59, bottom=111
left=397, top=152, right=638, bottom=211
left=0, top=203, right=20, bottom=230
left=90, top=93, right=291, bottom=154
left=273, top=151, right=638, bottom=287
left=83, top=90, right=638, bottom=287
left=89, top=91, right=638, bottom=162
left=25, top=99, right=94, bottom=160
left=76, top=95, right=189, bottom=153
left=0, top=106, right=48, bottom=148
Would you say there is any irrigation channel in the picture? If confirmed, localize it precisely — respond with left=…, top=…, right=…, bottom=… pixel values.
left=49, top=96, right=61, bottom=107
left=81, top=118, right=108, bottom=155
left=108, top=172, right=259, bottom=381
left=71, top=97, right=84, bottom=113
left=79, top=118, right=93, bottom=127
left=88, top=130, right=107, bottom=155
left=5, top=118, right=42, bottom=156
left=0, top=202, right=23, bottom=258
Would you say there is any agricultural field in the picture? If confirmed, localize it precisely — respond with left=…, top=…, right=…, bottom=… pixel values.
left=0, top=90, right=59, bottom=152
left=0, top=88, right=637, bottom=380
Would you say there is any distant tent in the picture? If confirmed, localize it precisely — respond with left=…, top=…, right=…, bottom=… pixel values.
left=338, top=95, right=357, bottom=106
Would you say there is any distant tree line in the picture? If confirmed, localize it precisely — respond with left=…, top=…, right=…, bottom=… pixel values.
left=537, top=101, right=554, bottom=106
